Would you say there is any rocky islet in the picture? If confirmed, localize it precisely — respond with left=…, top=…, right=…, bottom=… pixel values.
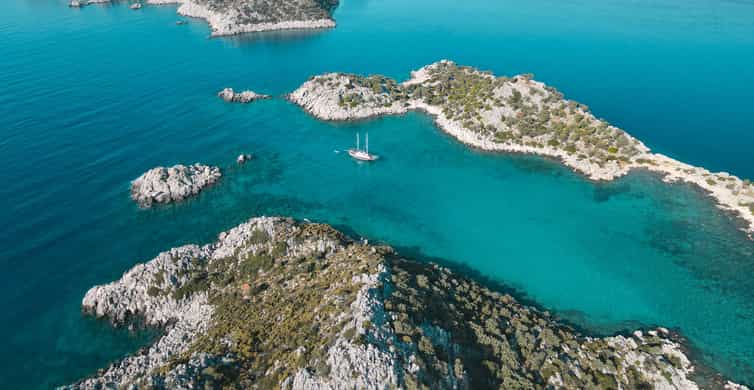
left=218, top=88, right=270, bottom=103
left=130, top=164, right=221, bottom=207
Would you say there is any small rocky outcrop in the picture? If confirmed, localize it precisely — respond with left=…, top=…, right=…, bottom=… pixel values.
left=130, top=164, right=221, bottom=207
left=236, top=153, right=253, bottom=164
left=65, top=217, right=747, bottom=389
left=218, top=88, right=269, bottom=103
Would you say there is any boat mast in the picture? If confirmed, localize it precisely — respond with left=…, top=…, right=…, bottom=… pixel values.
left=356, top=133, right=360, bottom=150
left=366, top=133, right=369, bottom=154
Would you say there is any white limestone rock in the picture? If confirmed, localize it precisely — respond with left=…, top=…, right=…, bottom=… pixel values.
left=130, top=163, right=221, bottom=207
left=288, top=73, right=408, bottom=120
left=218, top=87, right=269, bottom=103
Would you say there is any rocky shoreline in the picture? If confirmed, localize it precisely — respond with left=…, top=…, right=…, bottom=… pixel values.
left=288, top=61, right=754, bottom=236
left=130, top=163, right=221, bottom=207
left=65, top=217, right=747, bottom=389
left=70, top=0, right=338, bottom=37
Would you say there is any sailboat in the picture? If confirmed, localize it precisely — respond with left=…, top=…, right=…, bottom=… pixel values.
left=348, top=132, right=379, bottom=161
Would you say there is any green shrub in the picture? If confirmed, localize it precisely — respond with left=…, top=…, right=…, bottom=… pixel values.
left=665, top=354, right=683, bottom=368
left=153, top=269, right=165, bottom=286
left=239, top=254, right=274, bottom=277
left=147, top=286, right=161, bottom=297
left=271, top=241, right=288, bottom=258
left=172, top=272, right=209, bottom=300
left=249, top=229, right=270, bottom=245
left=494, top=132, right=513, bottom=142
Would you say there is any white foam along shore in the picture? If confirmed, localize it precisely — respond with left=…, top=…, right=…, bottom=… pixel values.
left=289, top=61, right=754, bottom=237
left=73, top=0, right=336, bottom=37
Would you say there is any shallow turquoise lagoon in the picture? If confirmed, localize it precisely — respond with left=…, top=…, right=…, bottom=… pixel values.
left=1, top=0, right=754, bottom=388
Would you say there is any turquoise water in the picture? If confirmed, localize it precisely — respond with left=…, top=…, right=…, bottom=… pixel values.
left=2, top=0, right=754, bottom=387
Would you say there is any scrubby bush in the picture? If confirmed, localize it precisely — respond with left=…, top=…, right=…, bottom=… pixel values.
left=147, top=286, right=161, bottom=297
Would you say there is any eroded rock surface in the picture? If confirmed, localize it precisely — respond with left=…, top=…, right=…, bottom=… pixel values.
left=130, top=164, right=221, bottom=207
left=218, top=88, right=270, bottom=103
left=65, top=217, right=746, bottom=389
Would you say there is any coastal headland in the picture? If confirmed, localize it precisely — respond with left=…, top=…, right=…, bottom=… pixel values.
left=289, top=61, right=754, bottom=236
left=65, top=217, right=747, bottom=389
left=70, top=0, right=339, bottom=36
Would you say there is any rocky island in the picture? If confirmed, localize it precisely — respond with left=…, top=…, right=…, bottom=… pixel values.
left=131, top=163, right=221, bottom=207
left=289, top=61, right=754, bottom=236
left=218, top=87, right=270, bottom=103
left=67, top=216, right=746, bottom=389
left=71, top=0, right=339, bottom=36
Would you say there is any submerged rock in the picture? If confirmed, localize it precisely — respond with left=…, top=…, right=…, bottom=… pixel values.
left=64, top=217, right=747, bottom=389
left=68, top=0, right=83, bottom=7
left=130, top=164, right=221, bottom=207
left=218, top=87, right=269, bottom=103
left=236, top=153, right=253, bottom=164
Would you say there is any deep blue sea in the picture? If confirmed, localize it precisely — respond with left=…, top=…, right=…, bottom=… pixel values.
left=1, top=0, right=754, bottom=388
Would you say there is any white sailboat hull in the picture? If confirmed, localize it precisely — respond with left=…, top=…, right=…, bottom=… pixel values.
left=348, top=149, right=378, bottom=161
left=348, top=132, right=378, bottom=161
